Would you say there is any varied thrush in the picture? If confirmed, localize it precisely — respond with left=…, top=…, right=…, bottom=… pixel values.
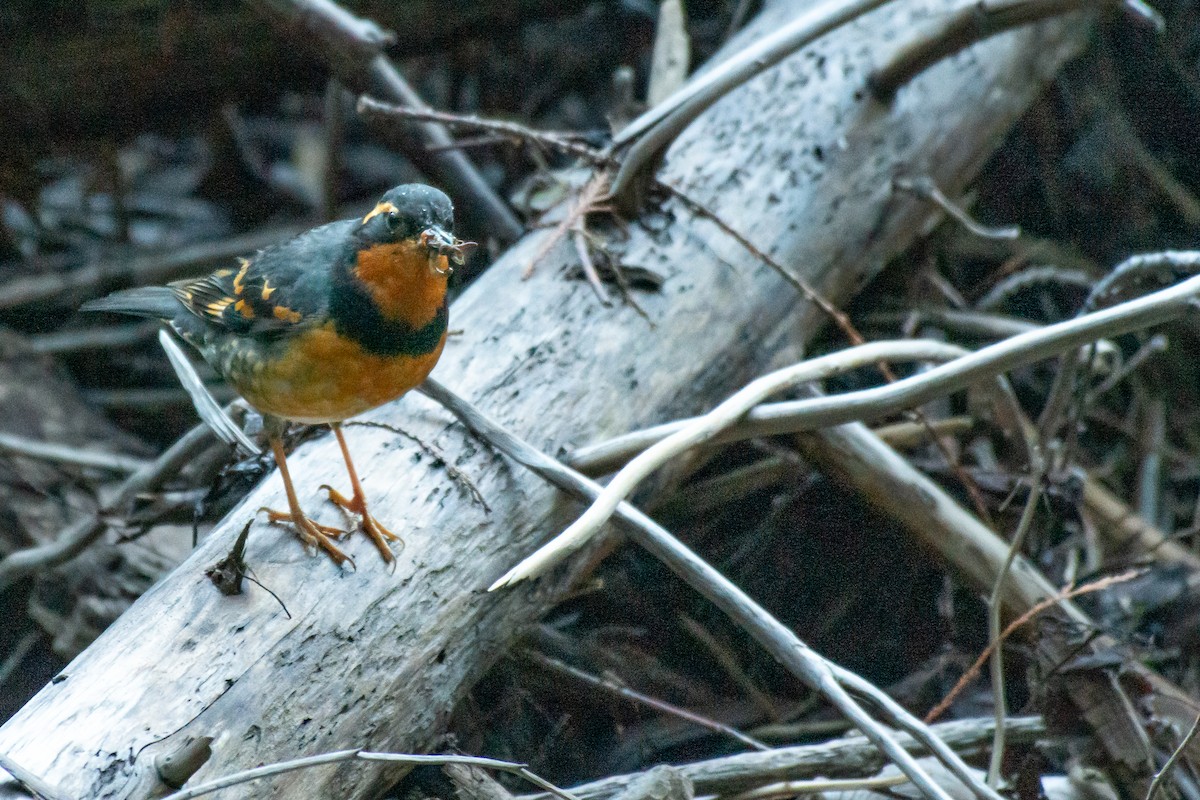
left=83, top=184, right=468, bottom=567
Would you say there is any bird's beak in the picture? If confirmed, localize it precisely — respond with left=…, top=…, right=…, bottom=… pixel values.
left=419, top=227, right=470, bottom=268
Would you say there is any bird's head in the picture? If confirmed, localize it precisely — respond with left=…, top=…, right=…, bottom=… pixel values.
left=360, top=184, right=469, bottom=273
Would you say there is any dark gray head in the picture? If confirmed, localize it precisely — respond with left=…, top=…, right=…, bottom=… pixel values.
left=359, top=184, right=463, bottom=262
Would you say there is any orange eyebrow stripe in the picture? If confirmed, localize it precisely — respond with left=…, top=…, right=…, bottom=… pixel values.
left=362, top=201, right=398, bottom=224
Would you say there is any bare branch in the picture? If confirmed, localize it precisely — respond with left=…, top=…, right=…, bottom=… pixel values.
left=867, top=0, right=1104, bottom=102
left=0, top=422, right=218, bottom=592
left=423, top=380, right=1004, bottom=800
left=568, top=259, right=1200, bottom=475
left=516, top=716, right=1046, bottom=800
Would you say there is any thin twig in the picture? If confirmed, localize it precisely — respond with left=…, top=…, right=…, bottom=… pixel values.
left=421, top=379, right=1003, bottom=800
left=974, top=266, right=1094, bottom=313
left=661, top=181, right=857, bottom=337
left=566, top=262, right=1200, bottom=475
left=515, top=716, right=1046, bottom=800
left=0, top=631, right=39, bottom=690
left=356, top=754, right=579, bottom=800
left=1137, top=398, right=1166, bottom=539
left=509, top=260, right=1200, bottom=584
left=253, top=0, right=522, bottom=241
left=347, top=420, right=490, bottom=513
left=679, top=614, right=781, bottom=722
left=572, top=224, right=612, bottom=305
left=357, top=97, right=603, bottom=164
left=867, top=0, right=1111, bottom=102
left=924, top=570, right=1141, bottom=723
left=494, top=341, right=995, bottom=587
left=524, top=650, right=769, bottom=751
left=425, top=134, right=514, bottom=154
left=0, top=223, right=307, bottom=311
left=0, top=431, right=150, bottom=474
left=986, top=467, right=1044, bottom=785
left=722, top=773, right=910, bottom=800
left=0, top=422, right=217, bottom=593
left=28, top=322, right=159, bottom=355
left=863, top=308, right=1038, bottom=339
left=1146, top=713, right=1200, bottom=800
left=873, top=416, right=975, bottom=449
left=165, top=745, right=357, bottom=798
left=523, top=172, right=609, bottom=279
left=663, top=181, right=997, bottom=522
left=1084, top=251, right=1200, bottom=313
left=1085, top=333, right=1167, bottom=403
left=322, top=78, right=346, bottom=222
left=656, top=456, right=798, bottom=519
left=893, top=176, right=1019, bottom=240
left=158, top=749, right=574, bottom=800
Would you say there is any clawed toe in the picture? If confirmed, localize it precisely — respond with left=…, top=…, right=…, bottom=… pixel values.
left=259, top=506, right=355, bottom=568
left=319, top=485, right=403, bottom=564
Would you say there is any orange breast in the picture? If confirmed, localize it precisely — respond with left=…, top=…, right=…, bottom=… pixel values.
left=234, top=323, right=447, bottom=423
left=353, top=241, right=449, bottom=327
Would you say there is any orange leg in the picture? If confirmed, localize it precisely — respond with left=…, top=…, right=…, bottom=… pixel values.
left=260, top=434, right=354, bottom=568
left=320, top=423, right=402, bottom=564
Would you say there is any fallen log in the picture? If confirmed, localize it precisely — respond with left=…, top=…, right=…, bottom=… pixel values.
left=0, top=4, right=1088, bottom=799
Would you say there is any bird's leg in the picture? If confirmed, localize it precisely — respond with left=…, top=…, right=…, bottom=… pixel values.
left=260, top=432, right=354, bottom=568
left=320, top=423, right=402, bottom=564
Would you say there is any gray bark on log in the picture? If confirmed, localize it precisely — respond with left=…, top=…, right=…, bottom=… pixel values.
left=0, top=5, right=1087, bottom=799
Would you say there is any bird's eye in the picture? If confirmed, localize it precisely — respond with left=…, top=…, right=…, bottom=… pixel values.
left=385, top=210, right=401, bottom=230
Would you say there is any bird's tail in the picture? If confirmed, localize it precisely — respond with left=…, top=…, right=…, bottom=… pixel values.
left=80, top=287, right=178, bottom=320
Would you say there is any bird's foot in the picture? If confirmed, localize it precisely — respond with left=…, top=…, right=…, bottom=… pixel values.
left=259, top=506, right=355, bottom=568
left=319, top=485, right=403, bottom=565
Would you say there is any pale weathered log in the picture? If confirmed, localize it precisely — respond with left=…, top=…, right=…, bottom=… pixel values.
left=0, top=5, right=1088, bottom=799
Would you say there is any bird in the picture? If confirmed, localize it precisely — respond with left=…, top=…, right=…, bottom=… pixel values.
left=82, top=184, right=468, bottom=567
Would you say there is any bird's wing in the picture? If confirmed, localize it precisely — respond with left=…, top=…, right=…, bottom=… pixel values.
left=170, top=219, right=355, bottom=336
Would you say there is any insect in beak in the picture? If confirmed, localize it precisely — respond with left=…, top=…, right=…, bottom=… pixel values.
left=419, top=227, right=475, bottom=273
